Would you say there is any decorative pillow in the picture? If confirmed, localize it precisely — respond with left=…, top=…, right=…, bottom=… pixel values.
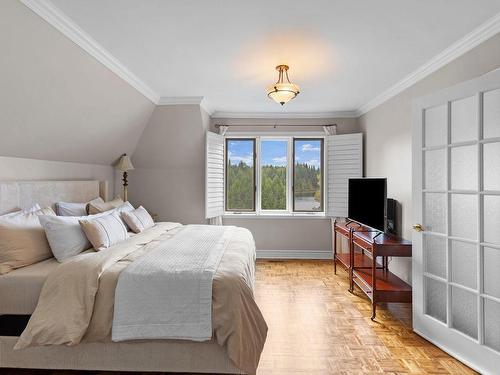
left=55, top=201, right=89, bottom=216
left=0, top=207, right=56, bottom=275
left=87, top=197, right=124, bottom=215
left=121, top=206, right=155, bottom=233
left=79, top=212, right=129, bottom=251
left=85, top=197, right=105, bottom=214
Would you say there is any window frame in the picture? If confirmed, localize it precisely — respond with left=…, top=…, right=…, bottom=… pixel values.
left=224, top=134, right=326, bottom=217
left=224, top=138, right=257, bottom=212
left=292, top=138, right=325, bottom=213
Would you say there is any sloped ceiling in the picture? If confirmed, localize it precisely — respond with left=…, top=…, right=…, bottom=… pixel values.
left=0, top=0, right=155, bottom=165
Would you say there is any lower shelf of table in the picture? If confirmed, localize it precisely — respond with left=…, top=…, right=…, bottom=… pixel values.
left=335, top=251, right=412, bottom=303
left=353, top=268, right=412, bottom=303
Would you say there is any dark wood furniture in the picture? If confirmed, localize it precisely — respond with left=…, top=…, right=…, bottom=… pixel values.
left=333, top=220, right=412, bottom=320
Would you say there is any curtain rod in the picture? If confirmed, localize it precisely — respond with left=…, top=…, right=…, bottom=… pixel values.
left=214, top=123, right=337, bottom=128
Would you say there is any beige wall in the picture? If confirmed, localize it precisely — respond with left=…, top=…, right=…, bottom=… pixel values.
left=0, top=0, right=155, bottom=165
left=358, top=32, right=500, bottom=284
left=0, top=156, right=115, bottom=200
left=212, top=117, right=360, bottom=253
left=127, top=105, right=209, bottom=224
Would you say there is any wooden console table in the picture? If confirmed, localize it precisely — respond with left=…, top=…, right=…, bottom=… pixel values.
left=332, top=220, right=412, bottom=320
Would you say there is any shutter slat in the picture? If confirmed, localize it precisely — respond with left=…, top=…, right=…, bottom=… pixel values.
left=326, top=133, right=363, bottom=218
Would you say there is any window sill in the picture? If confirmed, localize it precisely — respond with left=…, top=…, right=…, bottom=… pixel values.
left=223, top=213, right=329, bottom=220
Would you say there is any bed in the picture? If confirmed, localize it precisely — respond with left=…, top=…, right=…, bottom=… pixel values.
left=0, top=180, right=267, bottom=374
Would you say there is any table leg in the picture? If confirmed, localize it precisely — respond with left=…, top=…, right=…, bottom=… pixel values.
left=333, top=224, right=337, bottom=275
left=371, top=302, right=377, bottom=321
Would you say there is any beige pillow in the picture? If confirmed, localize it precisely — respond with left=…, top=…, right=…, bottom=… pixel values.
left=87, top=197, right=124, bottom=215
left=0, top=207, right=56, bottom=275
left=121, top=206, right=155, bottom=233
left=79, top=212, right=129, bottom=251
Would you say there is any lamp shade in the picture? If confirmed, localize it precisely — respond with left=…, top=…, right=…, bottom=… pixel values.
left=116, top=154, right=134, bottom=172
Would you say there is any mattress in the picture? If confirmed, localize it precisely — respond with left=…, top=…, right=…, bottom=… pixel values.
left=0, top=258, right=59, bottom=315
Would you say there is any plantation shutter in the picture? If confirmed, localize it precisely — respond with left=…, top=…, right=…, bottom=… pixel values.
left=326, top=133, right=363, bottom=217
left=205, top=131, right=225, bottom=219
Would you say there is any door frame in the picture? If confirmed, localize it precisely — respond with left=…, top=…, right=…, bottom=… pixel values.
left=412, top=68, right=500, bottom=375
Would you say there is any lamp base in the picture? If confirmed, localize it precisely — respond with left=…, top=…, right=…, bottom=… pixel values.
left=122, top=172, right=128, bottom=202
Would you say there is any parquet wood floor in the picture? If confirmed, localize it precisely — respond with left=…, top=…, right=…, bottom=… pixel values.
left=1, top=260, right=476, bottom=375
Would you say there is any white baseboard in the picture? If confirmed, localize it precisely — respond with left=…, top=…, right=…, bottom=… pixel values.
left=256, top=249, right=332, bottom=260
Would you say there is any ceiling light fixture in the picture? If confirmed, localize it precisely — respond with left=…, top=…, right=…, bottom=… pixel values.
left=266, top=64, right=300, bottom=105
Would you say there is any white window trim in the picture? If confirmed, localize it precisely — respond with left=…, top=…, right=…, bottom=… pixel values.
left=224, top=134, right=327, bottom=218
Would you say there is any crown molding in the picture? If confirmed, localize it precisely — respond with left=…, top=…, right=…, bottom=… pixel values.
left=20, top=0, right=160, bottom=104
left=157, top=96, right=213, bottom=115
left=157, top=96, right=204, bottom=105
left=356, top=12, right=500, bottom=116
left=211, top=110, right=359, bottom=119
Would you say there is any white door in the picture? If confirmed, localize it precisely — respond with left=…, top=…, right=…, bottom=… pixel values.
left=412, top=68, right=500, bottom=375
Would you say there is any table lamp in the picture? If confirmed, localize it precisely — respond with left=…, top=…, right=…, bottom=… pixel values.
left=116, top=153, right=134, bottom=201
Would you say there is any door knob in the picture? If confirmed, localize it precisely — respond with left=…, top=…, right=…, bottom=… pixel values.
left=413, top=223, right=423, bottom=232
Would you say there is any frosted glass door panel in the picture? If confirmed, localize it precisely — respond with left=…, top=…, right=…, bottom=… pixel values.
left=425, top=149, right=447, bottom=190
left=483, top=142, right=500, bottom=191
left=483, top=195, right=500, bottom=245
left=424, top=193, right=446, bottom=233
left=424, top=105, right=447, bottom=147
left=424, top=234, right=446, bottom=278
left=450, top=240, right=477, bottom=289
left=451, top=145, right=477, bottom=191
left=484, top=299, right=500, bottom=352
left=450, top=194, right=477, bottom=240
left=451, top=286, right=477, bottom=339
left=483, top=247, right=500, bottom=299
left=425, top=277, right=447, bottom=323
left=483, top=89, right=500, bottom=139
left=450, top=96, right=477, bottom=143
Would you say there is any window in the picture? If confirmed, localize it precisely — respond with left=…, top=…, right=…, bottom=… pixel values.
left=261, top=139, right=288, bottom=210
left=293, top=139, right=323, bottom=212
left=225, top=139, right=255, bottom=211
left=225, top=136, right=324, bottom=215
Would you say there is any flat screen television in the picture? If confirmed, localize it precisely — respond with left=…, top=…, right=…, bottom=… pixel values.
left=348, top=178, right=387, bottom=232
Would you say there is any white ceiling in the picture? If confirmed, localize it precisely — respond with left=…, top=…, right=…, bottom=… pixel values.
left=46, top=0, right=500, bottom=114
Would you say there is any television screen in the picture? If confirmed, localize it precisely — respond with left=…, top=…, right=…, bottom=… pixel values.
left=348, top=178, right=387, bottom=231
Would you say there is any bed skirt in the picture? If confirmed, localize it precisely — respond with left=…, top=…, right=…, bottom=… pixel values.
left=0, top=336, right=244, bottom=374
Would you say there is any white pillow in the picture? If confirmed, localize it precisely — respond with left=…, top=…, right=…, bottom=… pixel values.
left=121, top=206, right=154, bottom=233
left=115, top=201, right=135, bottom=214
left=55, top=202, right=88, bottom=216
left=0, top=204, right=41, bottom=218
left=39, top=214, right=94, bottom=262
left=79, top=212, right=129, bottom=251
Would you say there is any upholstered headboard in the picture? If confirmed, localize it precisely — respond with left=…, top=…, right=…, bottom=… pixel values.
left=0, top=180, right=107, bottom=215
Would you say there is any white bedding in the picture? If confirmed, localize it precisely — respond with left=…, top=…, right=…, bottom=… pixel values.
left=112, top=225, right=234, bottom=342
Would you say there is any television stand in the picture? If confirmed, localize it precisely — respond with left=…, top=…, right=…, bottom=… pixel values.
left=332, top=220, right=412, bottom=320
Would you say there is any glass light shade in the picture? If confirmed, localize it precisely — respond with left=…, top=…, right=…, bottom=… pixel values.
left=267, top=83, right=300, bottom=105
